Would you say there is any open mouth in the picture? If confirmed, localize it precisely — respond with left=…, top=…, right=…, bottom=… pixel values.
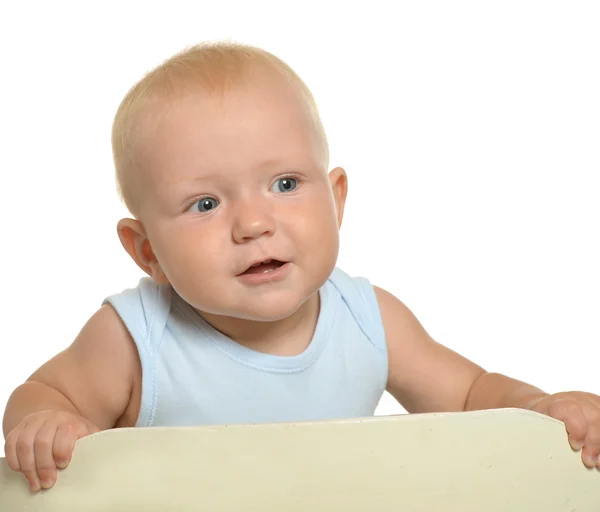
left=240, top=259, right=286, bottom=275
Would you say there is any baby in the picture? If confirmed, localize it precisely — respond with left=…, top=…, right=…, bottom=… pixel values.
left=3, top=42, right=599, bottom=493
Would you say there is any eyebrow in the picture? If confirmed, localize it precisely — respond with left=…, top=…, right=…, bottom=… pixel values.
left=164, top=155, right=311, bottom=191
left=176, top=158, right=291, bottom=182
left=255, top=158, right=285, bottom=169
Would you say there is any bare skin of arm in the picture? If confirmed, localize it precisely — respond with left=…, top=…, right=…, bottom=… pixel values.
left=375, top=285, right=600, bottom=468
left=374, top=286, right=548, bottom=414
left=2, top=304, right=141, bottom=491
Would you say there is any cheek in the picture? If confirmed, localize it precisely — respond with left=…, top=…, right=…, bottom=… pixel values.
left=152, top=222, right=227, bottom=275
left=287, top=192, right=340, bottom=248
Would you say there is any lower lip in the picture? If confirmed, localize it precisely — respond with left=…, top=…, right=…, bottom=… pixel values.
left=237, top=262, right=291, bottom=285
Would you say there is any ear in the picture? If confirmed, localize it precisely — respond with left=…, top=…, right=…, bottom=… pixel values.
left=328, top=167, right=348, bottom=228
left=117, top=218, right=169, bottom=285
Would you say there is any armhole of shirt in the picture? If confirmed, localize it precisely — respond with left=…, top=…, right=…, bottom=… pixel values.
left=102, top=278, right=172, bottom=427
left=328, top=267, right=389, bottom=389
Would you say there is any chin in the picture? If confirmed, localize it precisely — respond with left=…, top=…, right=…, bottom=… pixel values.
left=242, top=305, right=303, bottom=323
left=237, top=292, right=313, bottom=323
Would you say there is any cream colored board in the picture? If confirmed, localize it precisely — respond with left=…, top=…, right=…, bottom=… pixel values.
left=0, top=408, right=598, bottom=511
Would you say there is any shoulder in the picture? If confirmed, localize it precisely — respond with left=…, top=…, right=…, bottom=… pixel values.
left=372, top=284, right=435, bottom=368
left=103, top=277, right=173, bottom=354
left=327, top=268, right=421, bottom=336
left=327, top=267, right=376, bottom=308
left=326, top=267, right=386, bottom=352
left=372, top=285, right=433, bottom=344
left=103, top=276, right=167, bottom=316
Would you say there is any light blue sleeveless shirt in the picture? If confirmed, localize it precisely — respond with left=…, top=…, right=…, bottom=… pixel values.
left=104, top=267, right=388, bottom=427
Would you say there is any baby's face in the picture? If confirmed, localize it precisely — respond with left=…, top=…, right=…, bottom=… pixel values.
left=133, top=71, right=345, bottom=322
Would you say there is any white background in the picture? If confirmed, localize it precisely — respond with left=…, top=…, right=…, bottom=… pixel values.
left=0, top=1, right=598, bottom=456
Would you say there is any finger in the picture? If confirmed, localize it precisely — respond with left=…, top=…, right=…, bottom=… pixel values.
left=53, top=419, right=93, bottom=469
left=548, top=400, right=588, bottom=451
left=578, top=404, right=600, bottom=468
left=15, top=419, right=45, bottom=492
left=33, top=420, right=60, bottom=489
left=4, top=427, right=23, bottom=472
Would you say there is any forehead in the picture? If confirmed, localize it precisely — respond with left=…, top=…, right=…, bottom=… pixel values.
left=134, top=72, right=323, bottom=190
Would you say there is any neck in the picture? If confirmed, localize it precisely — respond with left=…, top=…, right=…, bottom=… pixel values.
left=197, top=292, right=320, bottom=356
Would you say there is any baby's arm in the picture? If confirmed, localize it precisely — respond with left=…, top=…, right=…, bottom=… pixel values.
left=2, top=304, right=139, bottom=491
left=375, top=285, right=600, bottom=467
left=374, top=286, right=547, bottom=414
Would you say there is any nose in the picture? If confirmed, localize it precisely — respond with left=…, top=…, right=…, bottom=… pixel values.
left=231, top=196, right=276, bottom=244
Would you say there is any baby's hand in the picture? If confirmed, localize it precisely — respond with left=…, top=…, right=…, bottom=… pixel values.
left=4, top=410, right=99, bottom=492
left=528, top=391, right=600, bottom=469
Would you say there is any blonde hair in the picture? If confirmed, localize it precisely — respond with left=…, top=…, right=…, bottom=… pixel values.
left=111, top=41, right=329, bottom=216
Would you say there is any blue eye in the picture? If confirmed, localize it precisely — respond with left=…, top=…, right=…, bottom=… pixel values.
left=271, top=177, right=298, bottom=193
left=192, top=197, right=219, bottom=212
